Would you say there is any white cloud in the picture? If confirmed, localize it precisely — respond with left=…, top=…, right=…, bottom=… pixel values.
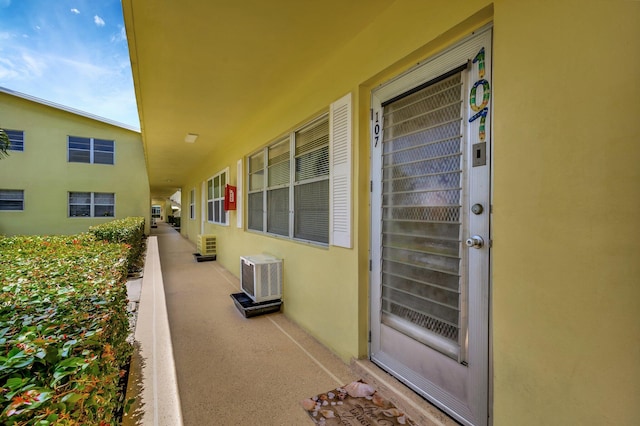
left=94, top=15, right=105, bottom=27
left=0, top=57, right=19, bottom=80
left=71, top=8, right=80, bottom=14
left=111, top=26, right=127, bottom=43
left=0, top=49, right=46, bottom=81
left=20, top=53, right=46, bottom=77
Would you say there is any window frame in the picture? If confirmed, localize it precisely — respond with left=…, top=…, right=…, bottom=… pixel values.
left=68, top=192, right=115, bottom=218
left=151, top=206, right=161, bottom=218
left=68, top=136, right=115, bottom=165
left=206, top=168, right=229, bottom=225
left=4, top=129, right=25, bottom=151
left=247, top=113, right=330, bottom=245
left=0, top=189, right=25, bottom=211
left=189, top=188, right=196, bottom=220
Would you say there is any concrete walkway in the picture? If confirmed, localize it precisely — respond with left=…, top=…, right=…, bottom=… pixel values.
left=124, top=222, right=458, bottom=426
left=151, top=222, right=357, bottom=425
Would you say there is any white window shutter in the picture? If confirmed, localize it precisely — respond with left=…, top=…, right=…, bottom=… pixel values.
left=329, top=93, right=352, bottom=248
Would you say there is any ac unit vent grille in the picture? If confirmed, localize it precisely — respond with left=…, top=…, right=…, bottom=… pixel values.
left=240, top=255, right=282, bottom=303
left=241, top=260, right=255, bottom=298
left=197, top=234, right=217, bottom=255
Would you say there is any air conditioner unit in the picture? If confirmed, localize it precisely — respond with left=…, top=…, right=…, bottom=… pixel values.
left=197, top=234, right=217, bottom=256
left=240, top=255, right=282, bottom=303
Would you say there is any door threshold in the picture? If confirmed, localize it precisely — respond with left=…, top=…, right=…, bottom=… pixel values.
left=351, top=358, right=459, bottom=426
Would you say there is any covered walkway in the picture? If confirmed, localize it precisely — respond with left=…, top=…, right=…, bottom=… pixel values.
left=127, top=222, right=455, bottom=425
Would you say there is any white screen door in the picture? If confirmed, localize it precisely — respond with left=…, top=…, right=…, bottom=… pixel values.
left=370, top=27, right=491, bottom=426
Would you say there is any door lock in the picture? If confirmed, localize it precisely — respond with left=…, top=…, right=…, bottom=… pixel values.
left=465, top=235, right=484, bottom=249
left=471, top=203, right=484, bottom=215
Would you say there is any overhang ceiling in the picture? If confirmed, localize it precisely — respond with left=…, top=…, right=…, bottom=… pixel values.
left=122, top=0, right=393, bottom=199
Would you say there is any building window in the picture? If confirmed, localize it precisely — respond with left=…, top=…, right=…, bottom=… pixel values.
left=0, top=189, right=24, bottom=211
left=68, top=136, right=115, bottom=164
left=151, top=206, right=161, bottom=218
left=69, top=192, right=115, bottom=217
left=4, top=129, right=24, bottom=151
left=207, top=170, right=228, bottom=225
left=189, top=188, right=195, bottom=220
left=247, top=116, right=330, bottom=244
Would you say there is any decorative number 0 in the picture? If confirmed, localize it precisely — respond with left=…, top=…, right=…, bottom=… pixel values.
left=470, top=80, right=490, bottom=112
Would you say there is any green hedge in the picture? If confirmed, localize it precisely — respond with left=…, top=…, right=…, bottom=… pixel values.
left=89, top=217, right=145, bottom=274
left=0, top=234, right=132, bottom=425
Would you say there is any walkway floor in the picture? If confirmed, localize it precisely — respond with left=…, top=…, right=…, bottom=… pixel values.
left=151, top=222, right=358, bottom=425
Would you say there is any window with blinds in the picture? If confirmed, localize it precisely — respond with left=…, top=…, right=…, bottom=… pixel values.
left=189, top=188, right=195, bottom=220
left=247, top=116, right=330, bottom=244
left=267, top=139, right=290, bottom=236
left=4, top=129, right=24, bottom=151
left=69, top=192, right=115, bottom=217
left=248, top=151, right=265, bottom=232
left=68, top=136, right=114, bottom=164
left=294, top=118, right=329, bottom=243
left=380, top=72, right=465, bottom=359
left=0, top=189, right=24, bottom=211
left=207, top=170, right=228, bottom=225
left=246, top=94, right=351, bottom=246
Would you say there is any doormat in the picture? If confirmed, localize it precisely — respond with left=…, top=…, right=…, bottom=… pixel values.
left=301, top=380, right=416, bottom=425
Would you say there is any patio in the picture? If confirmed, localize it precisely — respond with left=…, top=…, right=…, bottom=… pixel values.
left=124, top=221, right=456, bottom=425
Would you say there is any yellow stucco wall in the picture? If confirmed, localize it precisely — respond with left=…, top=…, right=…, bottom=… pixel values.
left=175, top=1, right=638, bottom=424
left=492, top=1, right=640, bottom=424
left=0, top=92, right=150, bottom=236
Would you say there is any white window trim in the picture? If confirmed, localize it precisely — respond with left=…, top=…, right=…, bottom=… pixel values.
left=207, top=168, right=229, bottom=226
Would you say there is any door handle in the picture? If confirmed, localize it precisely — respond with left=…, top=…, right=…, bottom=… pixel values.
left=465, top=235, right=484, bottom=249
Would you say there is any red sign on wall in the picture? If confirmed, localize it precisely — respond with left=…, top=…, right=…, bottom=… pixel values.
left=224, top=184, right=237, bottom=211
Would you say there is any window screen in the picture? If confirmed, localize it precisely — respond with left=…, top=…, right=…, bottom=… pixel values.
left=0, top=189, right=24, bottom=210
left=4, top=130, right=24, bottom=151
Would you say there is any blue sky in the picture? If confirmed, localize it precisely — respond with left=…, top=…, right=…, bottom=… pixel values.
left=0, top=0, right=139, bottom=129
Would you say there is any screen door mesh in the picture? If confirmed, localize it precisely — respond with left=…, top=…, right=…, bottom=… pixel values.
left=380, top=72, right=464, bottom=356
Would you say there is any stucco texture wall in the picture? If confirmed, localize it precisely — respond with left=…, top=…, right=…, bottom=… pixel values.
left=0, top=93, right=150, bottom=236
left=491, top=1, right=640, bottom=424
left=176, top=1, right=638, bottom=424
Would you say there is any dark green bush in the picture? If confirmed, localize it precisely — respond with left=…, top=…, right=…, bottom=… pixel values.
left=0, top=235, right=132, bottom=425
left=89, top=217, right=145, bottom=274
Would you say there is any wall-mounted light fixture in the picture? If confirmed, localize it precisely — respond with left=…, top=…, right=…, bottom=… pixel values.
left=184, top=133, right=199, bottom=143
